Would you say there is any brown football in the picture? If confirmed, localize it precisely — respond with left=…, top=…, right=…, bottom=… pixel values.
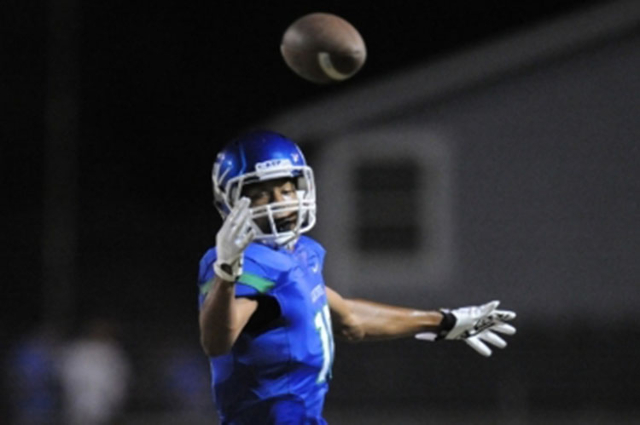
left=280, top=13, right=367, bottom=84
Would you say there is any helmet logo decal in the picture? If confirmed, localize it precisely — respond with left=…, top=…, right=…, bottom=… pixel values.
left=255, top=159, right=293, bottom=176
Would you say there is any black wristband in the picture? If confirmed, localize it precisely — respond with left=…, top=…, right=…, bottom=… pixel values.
left=220, top=263, right=234, bottom=276
left=437, top=310, right=457, bottom=340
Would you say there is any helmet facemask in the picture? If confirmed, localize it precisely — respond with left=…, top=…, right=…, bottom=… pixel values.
left=214, top=161, right=316, bottom=247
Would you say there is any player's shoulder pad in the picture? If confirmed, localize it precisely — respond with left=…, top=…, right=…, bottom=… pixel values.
left=242, top=243, right=294, bottom=275
left=198, top=247, right=217, bottom=284
left=297, top=235, right=326, bottom=263
left=197, top=246, right=277, bottom=297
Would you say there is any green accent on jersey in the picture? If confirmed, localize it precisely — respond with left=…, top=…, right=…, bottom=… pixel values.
left=200, top=279, right=214, bottom=295
left=237, top=273, right=275, bottom=293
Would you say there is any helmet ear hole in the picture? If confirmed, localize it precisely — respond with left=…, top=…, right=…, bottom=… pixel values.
left=295, top=176, right=307, bottom=191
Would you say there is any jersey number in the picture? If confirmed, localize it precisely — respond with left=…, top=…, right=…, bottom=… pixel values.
left=314, top=304, right=334, bottom=383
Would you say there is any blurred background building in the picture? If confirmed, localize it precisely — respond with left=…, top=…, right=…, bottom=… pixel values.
left=3, top=0, right=639, bottom=424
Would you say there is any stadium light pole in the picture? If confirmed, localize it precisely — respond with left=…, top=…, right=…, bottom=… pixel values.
left=42, top=0, right=80, bottom=332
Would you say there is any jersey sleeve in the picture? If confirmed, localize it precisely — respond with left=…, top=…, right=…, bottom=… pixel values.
left=301, top=236, right=327, bottom=273
left=197, top=245, right=278, bottom=309
left=197, top=248, right=217, bottom=308
left=234, top=257, right=277, bottom=297
left=314, top=240, right=326, bottom=272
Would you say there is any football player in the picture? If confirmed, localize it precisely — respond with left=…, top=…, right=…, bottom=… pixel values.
left=197, top=130, right=516, bottom=424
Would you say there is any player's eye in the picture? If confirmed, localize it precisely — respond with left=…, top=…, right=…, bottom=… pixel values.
left=245, top=190, right=268, bottom=202
left=281, top=183, right=296, bottom=194
left=253, top=191, right=269, bottom=200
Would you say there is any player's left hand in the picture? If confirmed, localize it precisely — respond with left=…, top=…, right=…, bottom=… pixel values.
left=415, top=300, right=516, bottom=357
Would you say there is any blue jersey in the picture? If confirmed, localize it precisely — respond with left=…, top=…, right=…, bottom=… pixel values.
left=197, top=236, right=334, bottom=425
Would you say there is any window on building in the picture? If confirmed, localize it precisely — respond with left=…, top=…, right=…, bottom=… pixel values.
left=353, top=160, right=423, bottom=253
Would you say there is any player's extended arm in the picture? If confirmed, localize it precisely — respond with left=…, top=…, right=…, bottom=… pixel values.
left=327, top=288, right=516, bottom=356
left=326, top=287, right=443, bottom=342
left=199, top=198, right=257, bottom=357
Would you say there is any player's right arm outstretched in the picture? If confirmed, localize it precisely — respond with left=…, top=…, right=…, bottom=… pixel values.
left=199, top=198, right=257, bottom=357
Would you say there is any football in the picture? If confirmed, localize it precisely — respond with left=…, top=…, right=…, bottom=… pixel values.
left=280, top=12, right=367, bottom=84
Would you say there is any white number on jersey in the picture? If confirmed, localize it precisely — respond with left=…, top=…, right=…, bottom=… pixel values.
left=314, top=304, right=334, bottom=383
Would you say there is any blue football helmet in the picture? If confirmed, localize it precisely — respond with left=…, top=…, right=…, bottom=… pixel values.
left=212, top=130, right=316, bottom=246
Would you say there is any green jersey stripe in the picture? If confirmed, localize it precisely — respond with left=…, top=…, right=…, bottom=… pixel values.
left=237, top=273, right=276, bottom=293
left=200, top=279, right=214, bottom=295
left=200, top=273, right=275, bottom=296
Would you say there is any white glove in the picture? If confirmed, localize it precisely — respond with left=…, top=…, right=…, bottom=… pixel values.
left=213, top=197, right=255, bottom=282
left=415, top=300, right=516, bottom=357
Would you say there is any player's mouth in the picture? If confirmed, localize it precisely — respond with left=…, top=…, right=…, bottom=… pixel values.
left=275, top=214, right=297, bottom=232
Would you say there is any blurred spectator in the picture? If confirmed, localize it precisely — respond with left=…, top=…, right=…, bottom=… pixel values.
left=58, top=318, right=131, bottom=425
left=162, top=344, right=211, bottom=412
left=5, top=326, right=60, bottom=425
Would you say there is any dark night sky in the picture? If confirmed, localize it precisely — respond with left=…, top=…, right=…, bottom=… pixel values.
left=4, top=1, right=608, bottom=338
